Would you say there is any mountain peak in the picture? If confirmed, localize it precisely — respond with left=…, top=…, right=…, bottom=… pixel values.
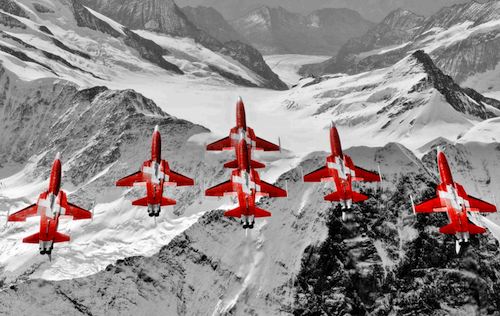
left=409, top=50, right=496, bottom=120
left=381, top=7, right=425, bottom=28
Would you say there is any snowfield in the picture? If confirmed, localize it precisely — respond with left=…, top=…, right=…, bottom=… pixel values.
left=0, top=0, right=498, bottom=290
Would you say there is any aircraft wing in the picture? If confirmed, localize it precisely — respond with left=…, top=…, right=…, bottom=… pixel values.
left=168, top=170, right=194, bottom=186
left=205, top=180, right=234, bottom=196
left=467, top=195, right=497, bottom=213
left=64, top=202, right=92, bottom=220
left=259, top=181, right=287, bottom=197
left=303, top=166, right=330, bottom=182
left=207, top=136, right=232, bottom=151
left=255, top=136, right=280, bottom=151
left=414, top=196, right=447, bottom=213
left=116, top=171, right=146, bottom=186
left=352, top=165, right=380, bottom=182
left=8, top=204, right=39, bottom=222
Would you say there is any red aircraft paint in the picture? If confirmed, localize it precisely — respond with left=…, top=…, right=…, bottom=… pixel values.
left=116, top=125, right=194, bottom=217
left=303, top=123, right=380, bottom=220
left=206, top=96, right=280, bottom=152
left=8, top=152, right=92, bottom=259
left=205, top=139, right=287, bottom=229
left=413, top=148, right=497, bottom=254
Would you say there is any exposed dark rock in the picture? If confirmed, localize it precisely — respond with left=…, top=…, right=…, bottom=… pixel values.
left=32, top=2, right=54, bottom=13
left=38, top=25, right=53, bottom=35
left=411, top=50, right=494, bottom=120
left=293, top=173, right=500, bottom=315
left=51, top=38, right=91, bottom=59
left=302, top=1, right=500, bottom=85
left=78, top=0, right=287, bottom=90
left=182, top=5, right=244, bottom=43
left=0, top=0, right=29, bottom=18
left=0, top=12, right=26, bottom=29
left=232, top=6, right=374, bottom=56
left=71, top=0, right=183, bottom=74
left=301, top=8, right=423, bottom=76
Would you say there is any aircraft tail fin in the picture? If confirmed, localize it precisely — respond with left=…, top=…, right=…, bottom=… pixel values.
left=22, top=232, right=40, bottom=243
left=132, top=196, right=149, bottom=206
left=53, top=232, right=70, bottom=243
left=352, top=191, right=369, bottom=203
left=160, top=197, right=176, bottom=206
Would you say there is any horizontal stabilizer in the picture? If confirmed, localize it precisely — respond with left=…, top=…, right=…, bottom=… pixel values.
left=223, top=159, right=265, bottom=169
left=161, top=197, right=176, bottom=206
left=439, top=223, right=456, bottom=235
left=468, top=223, right=486, bottom=235
left=352, top=191, right=368, bottom=203
left=254, top=207, right=271, bottom=218
left=54, top=232, right=70, bottom=243
left=324, top=191, right=342, bottom=202
left=132, top=196, right=149, bottom=206
left=224, top=207, right=242, bottom=218
left=22, top=232, right=40, bottom=244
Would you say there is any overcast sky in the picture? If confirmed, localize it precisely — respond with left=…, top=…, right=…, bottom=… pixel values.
left=178, top=0, right=478, bottom=21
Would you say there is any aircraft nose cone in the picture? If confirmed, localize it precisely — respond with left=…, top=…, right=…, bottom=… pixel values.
left=55, top=152, right=61, bottom=160
left=154, top=125, right=159, bottom=133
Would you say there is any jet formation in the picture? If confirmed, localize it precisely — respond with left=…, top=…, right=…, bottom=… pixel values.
left=3, top=97, right=498, bottom=257
left=205, top=97, right=287, bottom=228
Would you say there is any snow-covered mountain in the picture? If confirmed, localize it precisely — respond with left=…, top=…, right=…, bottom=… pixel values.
left=0, top=0, right=286, bottom=90
left=177, top=0, right=470, bottom=22
left=79, top=0, right=287, bottom=90
left=2, top=140, right=499, bottom=315
left=182, top=5, right=245, bottom=44
left=0, top=0, right=500, bottom=314
left=231, top=6, right=374, bottom=55
left=303, top=0, right=500, bottom=89
left=281, top=50, right=499, bottom=151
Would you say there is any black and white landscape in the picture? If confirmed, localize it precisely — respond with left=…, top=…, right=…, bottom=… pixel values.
left=0, top=0, right=499, bottom=315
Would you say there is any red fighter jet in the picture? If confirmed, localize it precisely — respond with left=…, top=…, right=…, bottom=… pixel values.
left=116, top=125, right=194, bottom=217
left=8, top=153, right=92, bottom=259
left=206, top=139, right=287, bottom=229
left=303, top=123, right=380, bottom=220
left=412, top=148, right=497, bottom=254
left=206, top=96, right=280, bottom=152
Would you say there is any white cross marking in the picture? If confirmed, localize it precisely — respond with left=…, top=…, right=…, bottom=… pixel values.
left=38, top=193, right=66, bottom=219
left=327, top=157, right=355, bottom=180
left=438, top=185, right=470, bottom=211
left=143, top=161, right=168, bottom=184
left=233, top=171, right=260, bottom=195
left=230, top=129, right=256, bottom=148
